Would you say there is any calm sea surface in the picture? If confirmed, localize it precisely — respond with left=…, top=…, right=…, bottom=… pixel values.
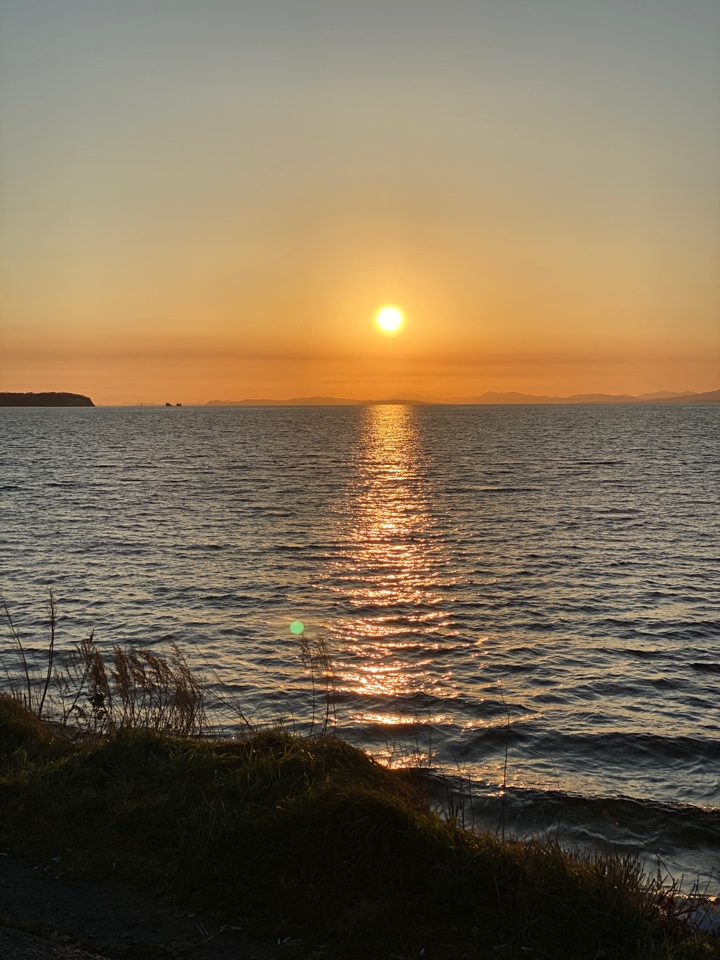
left=1, top=404, right=719, bottom=888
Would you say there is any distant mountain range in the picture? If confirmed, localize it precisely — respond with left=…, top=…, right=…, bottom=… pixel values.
left=206, top=389, right=720, bottom=406
left=206, top=396, right=359, bottom=406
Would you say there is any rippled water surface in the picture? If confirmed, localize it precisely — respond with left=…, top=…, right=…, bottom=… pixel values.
left=1, top=404, right=719, bottom=886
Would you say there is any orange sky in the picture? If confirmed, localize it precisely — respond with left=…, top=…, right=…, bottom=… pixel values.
left=1, top=2, right=718, bottom=404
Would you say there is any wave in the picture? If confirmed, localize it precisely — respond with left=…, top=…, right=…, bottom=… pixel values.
left=462, top=726, right=720, bottom=764
left=692, top=662, right=720, bottom=674
left=432, top=775, right=720, bottom=892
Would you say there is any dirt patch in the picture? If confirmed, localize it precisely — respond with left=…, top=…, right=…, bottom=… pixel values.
left=0, top=927, right=107, bottom=960
left=0, top=850, right=280, bottom=959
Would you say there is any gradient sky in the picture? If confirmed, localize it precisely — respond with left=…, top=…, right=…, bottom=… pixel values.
left=1, top=1, right=718, bottom=404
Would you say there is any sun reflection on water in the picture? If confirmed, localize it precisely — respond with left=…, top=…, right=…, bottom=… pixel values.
left=326, top=405, right=458, bottom=709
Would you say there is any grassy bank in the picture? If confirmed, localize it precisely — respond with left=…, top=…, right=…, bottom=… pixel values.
left=0, top=600, right=716, bottom=957
left=0, top=694, right=716, bottom=959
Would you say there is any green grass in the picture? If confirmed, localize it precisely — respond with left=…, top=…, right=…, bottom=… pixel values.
left=1, top=693, right=717, bottom=959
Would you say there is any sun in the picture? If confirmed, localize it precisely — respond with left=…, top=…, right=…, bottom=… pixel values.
left=375, top=305, right=404, bottom=334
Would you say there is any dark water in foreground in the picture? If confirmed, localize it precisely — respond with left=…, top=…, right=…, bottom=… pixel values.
left=1, top=404, right=718, bottom=890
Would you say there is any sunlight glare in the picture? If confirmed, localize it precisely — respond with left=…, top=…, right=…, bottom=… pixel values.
left=375, top=305, right=404, bottom=334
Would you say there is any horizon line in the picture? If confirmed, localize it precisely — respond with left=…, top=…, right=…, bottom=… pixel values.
left=117, top=387, right=720, bottom=406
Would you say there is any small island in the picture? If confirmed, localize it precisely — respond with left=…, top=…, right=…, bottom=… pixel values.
left=0, top=392, right=94, bottom=407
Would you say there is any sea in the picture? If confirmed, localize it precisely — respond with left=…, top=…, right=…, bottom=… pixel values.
left=1, top=403, right=719, bottom=894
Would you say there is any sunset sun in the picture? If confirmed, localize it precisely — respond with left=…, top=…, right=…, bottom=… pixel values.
left=375, top=305, right=404, bottom=334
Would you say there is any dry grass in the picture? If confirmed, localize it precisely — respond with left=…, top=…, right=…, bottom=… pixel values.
left=1, top=592, right=206, bottom=738
left=57, top=634, right=207, bottom=737
left=299, top=628, right=337, bottom=735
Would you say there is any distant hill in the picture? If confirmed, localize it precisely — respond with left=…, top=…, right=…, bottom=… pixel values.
left=438, top=390, right=712, bottom=404
left=435, top=390, right=719, bottom=405
left=653, top=389, right=720, bottom=404
left=0, top=392, right=94, bottom=407
left=452, top=391, right=643, bottom=404
left=204, top=389, right=719, bottom=407
left=637, top=390, right=696, bottom=400
left=365, top=396, right=430, bottom=405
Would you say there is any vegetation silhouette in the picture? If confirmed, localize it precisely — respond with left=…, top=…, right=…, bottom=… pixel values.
left=0, top=596, right=716, bottom=958
left=0, top=392, right=94, bottom=406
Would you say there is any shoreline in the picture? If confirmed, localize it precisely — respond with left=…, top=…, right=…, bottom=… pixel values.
left=1, top=695, right=717, bottom=959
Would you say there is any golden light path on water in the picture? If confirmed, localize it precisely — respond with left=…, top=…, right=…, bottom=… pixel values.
left=324, top=405, right=464, bottom=761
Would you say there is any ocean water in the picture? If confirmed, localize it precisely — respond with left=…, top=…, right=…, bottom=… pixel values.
left=1, top=404, right=719, bottom=890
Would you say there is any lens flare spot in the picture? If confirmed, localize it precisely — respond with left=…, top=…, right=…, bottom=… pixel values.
left=290, top=620, right=305, bottom=635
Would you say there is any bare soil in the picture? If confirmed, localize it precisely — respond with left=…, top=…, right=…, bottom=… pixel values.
left=0, top=849, right=281, bottom=960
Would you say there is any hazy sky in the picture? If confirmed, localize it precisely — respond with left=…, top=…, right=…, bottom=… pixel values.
left=1, top=0, right=718, bottom=403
